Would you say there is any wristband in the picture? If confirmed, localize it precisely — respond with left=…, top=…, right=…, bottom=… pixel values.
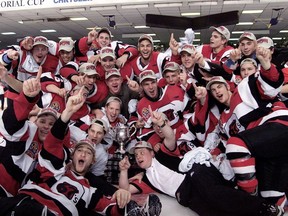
left=3, top=53, right=12, bottom=64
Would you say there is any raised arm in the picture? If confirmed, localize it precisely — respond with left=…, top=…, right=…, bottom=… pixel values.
left=148, top=105, right=175, bottom=151
left=0, top=62, right=22, bottom=93
left=119, top=156, right=140, bottom=194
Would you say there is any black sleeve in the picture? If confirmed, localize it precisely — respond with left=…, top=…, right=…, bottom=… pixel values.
left=85, top=172, right=117, bottom=196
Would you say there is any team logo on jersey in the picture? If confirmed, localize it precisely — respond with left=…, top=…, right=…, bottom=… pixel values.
left=57, top=182, right=79, bottom=200
left=162, top=109, right=175, bottom=122
left=142, top=107, right=150, bottom=121
left=25, top=141, right=39, bottom=159
left=225, top=114, right=245, bottom=137
left=178, top=141, right=196, bottom=156
left=50, top=102, right=61, bottom=112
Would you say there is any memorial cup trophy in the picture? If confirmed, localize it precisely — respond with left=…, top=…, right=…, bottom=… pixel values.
left=115, top=124, right=130, bottom=154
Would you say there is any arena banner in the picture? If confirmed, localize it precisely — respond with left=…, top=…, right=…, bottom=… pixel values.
left=0, top=0, right=168, bottom=11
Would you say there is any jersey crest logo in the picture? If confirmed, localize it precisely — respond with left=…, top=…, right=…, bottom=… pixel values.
left=25, top=141, right=39, bottom=159
left=229, top=119, right=240, bottom=136
left=57, top=181, right=79, bottom=200
left=162, top=109, right=175, bottom=122
left=142, top=107, right=150, bottom=121
left=50, top=101, right=61, bottom=112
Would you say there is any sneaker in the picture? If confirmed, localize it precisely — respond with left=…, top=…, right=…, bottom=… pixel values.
left=143, top=194, right=162, bottom=216
left=125, top=194, right=162, bottom=216
left=260, top=203, right=284, bottom=216
left=126, top=200, right=145, bottom=216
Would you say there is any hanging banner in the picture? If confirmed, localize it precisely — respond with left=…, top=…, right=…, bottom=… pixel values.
left=0, top=0, right=169, bottom=11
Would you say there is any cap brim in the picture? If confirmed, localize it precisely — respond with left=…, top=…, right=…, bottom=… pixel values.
left=38, top=112, right=57, bottom=120
left=59, top=47, right=73, bottom=52
left=140, top=76, right=157, bottom=83
left=206, top=81, right=227, bottom=90
left=33, top=42, right=49, bottom=48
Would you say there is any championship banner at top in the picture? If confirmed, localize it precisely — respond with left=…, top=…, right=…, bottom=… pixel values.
left=0, top=0, right=169, bottom=11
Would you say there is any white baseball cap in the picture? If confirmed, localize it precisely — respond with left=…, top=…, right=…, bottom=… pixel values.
left=163, top=62, right=181, bottom=74
left=139, top=70, right=157, bottom=84
left=79, top=63, right=99, bottom=76
left=59, top=38, right=74, bottom=52
left=37, top=107, right=58, bottom=120
left=180, top=44, right=195, bottom=55
left=210, top=26, right=230, bottom=40
left=129, top=141, right=153, bottom=154
left=206, top=76, right=228, bottom=90
left=138, top=34, right=154, bottom=46
left=239, top=32, right=256, bottom=42
left=105, top=68, right=121, bottom=80
left=257, top=37, right=274, bottom=49
left=100, top=46, right=116, bottom=59
left=91, top=118, right=108, bottom=134
left=33, top=36, right=49, bottom=48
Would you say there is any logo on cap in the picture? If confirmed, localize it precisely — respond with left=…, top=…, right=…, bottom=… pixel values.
left=138, top=34, right=153, bottom=45
left=100, top=47, right=115, bottom=59
left=139, top=70, right=157, bottom=83
left=105, top=68, right=121, bottom=79
left=33, top=36, right=49, bottom=48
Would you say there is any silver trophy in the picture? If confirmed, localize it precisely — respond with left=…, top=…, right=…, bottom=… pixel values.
left=115, top=125, right=130, bottom=154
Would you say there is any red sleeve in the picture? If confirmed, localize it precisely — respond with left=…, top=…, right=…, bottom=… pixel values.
left=42, top=55, right=59, bottom=74
left=157, top=78, right=167, bottom=88
left=76, top=37, right=90, bottom=56
left=170, top=54, right=181, bottom=65
left=60, top=64, right=78, bottom=80
left=130, top=180, right=157, bottom=194
left=193, top=95, right=210, bottom=126
left=120, top=46, right=138, bottom=59
left=147, top=133, right=162, bottom=147
left=40, top=78, right=60, bottom=92
left=13, top=91, right=39, bottom=121
left=260, top=63, right=280, bottom=82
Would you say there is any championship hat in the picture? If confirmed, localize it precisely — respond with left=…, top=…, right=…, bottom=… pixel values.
left=100, top=47, right=116, bottom=59
left=129, top=141, right=153, bottom=154
left=37, top=107, right=58, bottom=120
left=210, top=26, right=230, bottom=40
left=139, top=70, right=157, bottom=84
left=206, top=76, right=228, bottom=90
left=79, top=63, right=99, bottom=76
left=59, top=38, right=74, bottom=52
left=33, top=36, right=49, bottom=48
left=105, top=68, right=121, bottom=80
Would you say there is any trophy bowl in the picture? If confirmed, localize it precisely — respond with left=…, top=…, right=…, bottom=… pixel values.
left=115, top=125, right=130, bottom=154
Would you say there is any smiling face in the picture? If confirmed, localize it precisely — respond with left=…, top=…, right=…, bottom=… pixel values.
left=141, top=79, right=158, bottom=99
left=210, top=82, right=232, bottom=107
left=239, top=39, right=257, bottom=57
left=180, top=52, right=196, bottom=70
left=105, top=100, right=121, bottom=123
left=101, top=56, right=116, bottom=71
left=31, top=44, right=49, bottom=64
left=71, top=144, right=95, bottom=176
left=138, top=39, right=153, bottom=61
left=105, top=75, right=123, bottom=94
left=59, top=50, right=74, bottom=64
left=35, top=115, right=56, bottom=142
left=96, top=32, right=111, bottom=48
left=134, top=148, right=154, bottom=169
